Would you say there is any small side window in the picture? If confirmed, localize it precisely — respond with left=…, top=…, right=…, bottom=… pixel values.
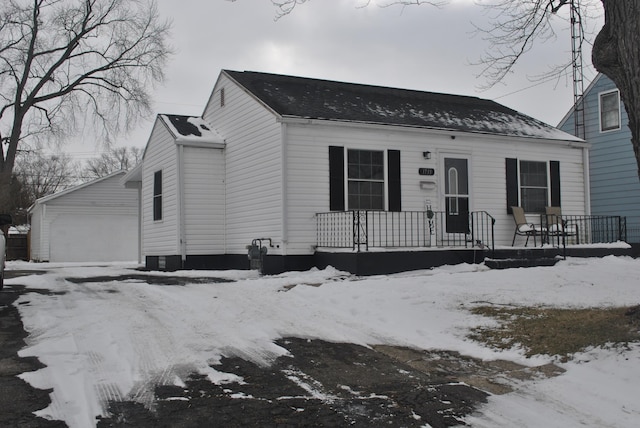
left=153, top=170, right=162, bottom=221
left=599, top=90, right=620, bottom=132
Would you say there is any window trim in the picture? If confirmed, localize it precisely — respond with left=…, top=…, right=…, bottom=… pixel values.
left=506, top=158, right=560, bottom=214
left=518, top=160, right=549, bottom=214
left=153, top=170, right=162, bottom=221
left=599, top=89, right=621, bottom=132
left=345, top=148, right=387, bottom=211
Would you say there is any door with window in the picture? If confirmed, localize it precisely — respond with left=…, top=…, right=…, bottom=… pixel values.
left=442, top=156, right=470, bottom=234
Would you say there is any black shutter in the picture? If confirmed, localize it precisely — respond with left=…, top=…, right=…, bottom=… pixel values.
left=550, top=160, right=561, bottom=207
left=387, top=150, right=401, bottom=212
left=329, top=146, right=345, bottom=211
left=506, top=158, right=518, bottom=214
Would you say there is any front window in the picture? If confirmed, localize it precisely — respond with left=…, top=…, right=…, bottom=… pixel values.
left=600, top=90, right=620, bottom=132
left=347, top=149, right=384, bottom=210
left=520, top=161, right=547, bottom=213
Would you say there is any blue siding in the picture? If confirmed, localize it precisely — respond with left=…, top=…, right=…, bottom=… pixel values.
left=559, top=74, right=640, bottom=242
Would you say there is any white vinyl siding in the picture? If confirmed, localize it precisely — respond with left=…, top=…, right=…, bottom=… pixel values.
left=29, top=206, right=44, bottom=261
left=283, top=122, right=586, bottom=251
left=203, top=74, right=283, bottom=254
left=142, top=118, right=180, bottom=255
left=182, top=146, right=225, bottom=254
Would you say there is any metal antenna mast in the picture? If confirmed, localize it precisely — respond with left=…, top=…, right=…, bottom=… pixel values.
left=570, top=0, right=586, bottom=139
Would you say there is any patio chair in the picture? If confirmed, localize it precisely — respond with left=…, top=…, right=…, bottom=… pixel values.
left=511, top=206, right=545, bottom=247
left=545, top=206, right=579, bottom=245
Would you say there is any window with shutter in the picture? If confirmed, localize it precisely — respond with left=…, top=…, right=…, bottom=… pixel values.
left=328, top=147, right=401, bottom=211
left=505, top=158, right=560, bottom=214
left=153, top=170, right=162, bottom=221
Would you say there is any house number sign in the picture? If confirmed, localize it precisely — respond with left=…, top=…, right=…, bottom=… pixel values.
left=418, top=168, right=435, bottom=176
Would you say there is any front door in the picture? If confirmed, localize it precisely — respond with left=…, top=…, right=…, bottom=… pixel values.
left=443, top=157, right=470, bottom=234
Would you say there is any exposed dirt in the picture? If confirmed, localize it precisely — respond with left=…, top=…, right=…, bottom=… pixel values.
left=1, top=271, right=566, bottom=427
left=469, top=305, right=640, bottom=361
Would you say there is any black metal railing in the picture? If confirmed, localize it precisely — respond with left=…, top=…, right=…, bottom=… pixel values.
left=542, top=214, right=626, bottom=247
left=316, top=210, right=495, bottom=253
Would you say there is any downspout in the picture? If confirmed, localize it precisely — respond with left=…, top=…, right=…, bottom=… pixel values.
left=582, top=146, right=591, bottom=215
left=41, top=204, right=46, bottom=261
left=281, top=122, right=288, bottom=251
left=223, top=146, right=227, bottom=254
left=137, top=184, right=142, bottom=264
left=178, top=144, right=187, bottom=265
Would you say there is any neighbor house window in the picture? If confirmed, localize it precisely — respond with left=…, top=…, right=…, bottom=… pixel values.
left=347, top=149, right=385, bottom=210
left=153, top=170, right=162, bottom=221
left=600, top=90, right=620, bottom=132
left=519, top=160, right=548, bottom=213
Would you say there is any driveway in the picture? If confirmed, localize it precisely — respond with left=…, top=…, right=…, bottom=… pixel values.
left=0, top=269, right=566, bottom=428
left=0, top=276, right=66, bottom=427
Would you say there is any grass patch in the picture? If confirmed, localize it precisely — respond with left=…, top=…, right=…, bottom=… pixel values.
left=469, top=305, right=640, bottom=361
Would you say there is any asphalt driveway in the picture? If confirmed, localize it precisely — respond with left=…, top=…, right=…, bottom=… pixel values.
left=1, top=269, right=562, bottom=427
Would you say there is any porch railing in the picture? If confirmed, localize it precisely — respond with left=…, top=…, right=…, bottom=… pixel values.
left=316, top=210, right=495, bottom=253
left=542, top=214, right=627, bottom=246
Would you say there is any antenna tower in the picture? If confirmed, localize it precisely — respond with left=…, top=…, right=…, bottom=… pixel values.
left=570, top=0, right=586, bottom=139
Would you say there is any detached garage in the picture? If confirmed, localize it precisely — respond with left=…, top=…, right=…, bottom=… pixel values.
left=29, top=171, right=139, bottom=263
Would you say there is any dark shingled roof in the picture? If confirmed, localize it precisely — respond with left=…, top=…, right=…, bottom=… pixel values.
left=224, top=70, right=579, bottom=141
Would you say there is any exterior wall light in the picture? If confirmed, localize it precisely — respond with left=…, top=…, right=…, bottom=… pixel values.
left=423, top=151, right=431, bottom=160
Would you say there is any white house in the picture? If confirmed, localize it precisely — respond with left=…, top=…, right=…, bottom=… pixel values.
left=129, top=70, right=596, bottom=274
left=29, top=171, right=139, bottom=263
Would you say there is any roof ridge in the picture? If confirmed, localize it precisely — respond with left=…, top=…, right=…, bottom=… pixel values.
left=224, top=69, right=486, bottom=102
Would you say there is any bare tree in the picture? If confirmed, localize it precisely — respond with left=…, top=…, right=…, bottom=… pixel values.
left=590, top=2, right=640, bottom=177
left=83, top=146, right=142, bottom=179
left=266, top=0, right=640, bottom=179
left=258, top=0, right=445, bottom=19
left=11, top=150, right=80, bottom=222
left=469, top=1, right=640, bottom=178
left=0, top=0, right=172, bottom=207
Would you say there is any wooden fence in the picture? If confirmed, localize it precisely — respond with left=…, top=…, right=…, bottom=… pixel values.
left=6, top=233, right=29, bottom=261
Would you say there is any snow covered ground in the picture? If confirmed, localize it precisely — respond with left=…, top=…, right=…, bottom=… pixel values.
left=6, top=256, right=640, bottom=427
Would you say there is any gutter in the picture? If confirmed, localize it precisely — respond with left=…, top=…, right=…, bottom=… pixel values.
left=278, top=116, right=588, bottom=147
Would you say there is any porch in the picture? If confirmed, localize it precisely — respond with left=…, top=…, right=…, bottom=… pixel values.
left=314, top=210, right=631, bottom=275
left=316, top=210, right=496, bottom=253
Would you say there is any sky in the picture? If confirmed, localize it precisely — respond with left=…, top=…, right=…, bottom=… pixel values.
left=63, top=0, right=605, bottom=163
left=9, top=255, right=640, bottom=427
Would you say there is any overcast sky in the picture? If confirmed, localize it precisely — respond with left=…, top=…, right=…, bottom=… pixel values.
left=66, top=0, right=604, bottom=161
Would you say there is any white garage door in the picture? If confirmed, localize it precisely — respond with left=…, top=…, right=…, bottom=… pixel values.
left=50, top=214, right=138, bottom=262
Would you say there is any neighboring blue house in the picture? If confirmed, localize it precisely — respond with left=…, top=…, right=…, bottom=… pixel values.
left=559, top=73, right=640, bottom=244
